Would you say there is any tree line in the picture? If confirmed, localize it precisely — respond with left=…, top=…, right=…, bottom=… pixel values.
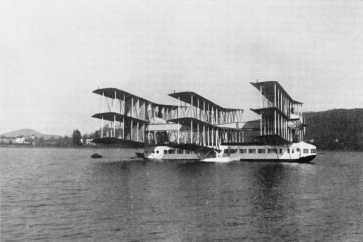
left=36, top=129, right=97, bottom=147
left=304, top=108, right=363, bottom=151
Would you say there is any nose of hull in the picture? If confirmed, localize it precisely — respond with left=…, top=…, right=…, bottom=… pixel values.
left=298, top=155, right=316, bottom=163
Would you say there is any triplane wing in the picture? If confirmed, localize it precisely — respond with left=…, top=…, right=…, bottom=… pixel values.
left=91, top=137, right=145, bottom=148
left=91, top=88, right=177, bottom=147
left=249, top=81, right=306, bottom=144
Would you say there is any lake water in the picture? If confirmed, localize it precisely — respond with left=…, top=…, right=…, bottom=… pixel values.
left=1, top=147, right=363, bottom=241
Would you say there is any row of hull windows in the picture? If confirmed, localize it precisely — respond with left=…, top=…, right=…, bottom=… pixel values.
left=224, top=148, right=317, bottom=154
left=146, top=148, right=317, bottom=155
left=145, top=149, right=195, bottom=155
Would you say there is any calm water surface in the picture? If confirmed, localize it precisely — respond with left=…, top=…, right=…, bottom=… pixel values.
left=1, top=147, right=363, bottom=241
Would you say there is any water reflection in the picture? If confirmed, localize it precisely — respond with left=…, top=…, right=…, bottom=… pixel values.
left=249, top=163, right=302, bottom=239
left=90, top=161, right=148, bottom=239
left=84, top=155, right=363, bottom=241
left=89, top=161, right=317, bottom=240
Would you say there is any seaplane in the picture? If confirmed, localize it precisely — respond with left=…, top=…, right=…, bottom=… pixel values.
left=91, top=81, right=317, bottom=163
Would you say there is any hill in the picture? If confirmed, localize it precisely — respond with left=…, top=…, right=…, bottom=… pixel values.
left=304, top=109, right=363, bottom=150
left=0, top=129, right=62, bottom=140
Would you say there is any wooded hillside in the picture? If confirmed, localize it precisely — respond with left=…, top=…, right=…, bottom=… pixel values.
left=304, top=109, right=363, bottom=150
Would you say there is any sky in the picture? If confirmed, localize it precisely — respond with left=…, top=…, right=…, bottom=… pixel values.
left=1, top=0, right=362, bottom=136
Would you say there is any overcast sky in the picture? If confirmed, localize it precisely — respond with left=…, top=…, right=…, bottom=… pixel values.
left=1, top=1, right=362, bottom=136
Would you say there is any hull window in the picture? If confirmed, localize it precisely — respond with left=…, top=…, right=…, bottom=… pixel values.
left=311, top=149, right=317, bottom=154
left=303, top=149, right=309, bottom=154
left=239, top=149, right=247, bottom=153
left=268, top=149, right=277, bottom=153
left=248, top=149, right=256, bottom=154
left=258, top=149, right=266, bottom=153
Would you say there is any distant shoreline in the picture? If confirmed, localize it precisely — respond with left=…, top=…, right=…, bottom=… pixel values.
left=0, top=144, right=96, bottom=149
left=0, top=144, right=134, bottom=149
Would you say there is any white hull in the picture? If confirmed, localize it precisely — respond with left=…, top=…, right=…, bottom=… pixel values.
left=142, top=142, right=317, bottom=163
left=225, top=141, right=317, bottom=162
left=144, top=146, right=200, bottom=160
